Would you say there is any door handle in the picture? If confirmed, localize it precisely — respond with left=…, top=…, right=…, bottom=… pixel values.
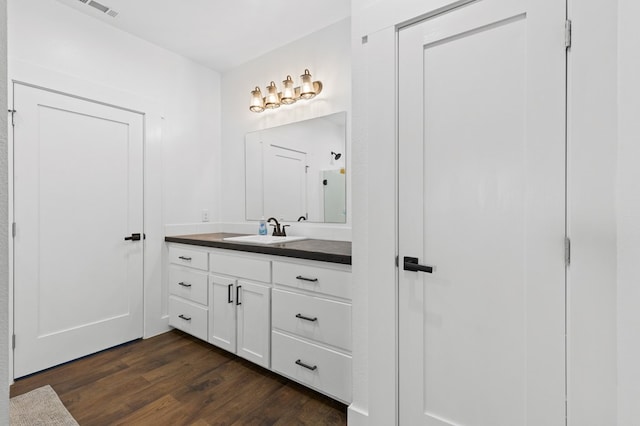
left=124, top=233, right=145, bottom=241
left=403, top=257, right=434, bottom=273
left=295, top=359, right=318, bottom=371
left=227, top=283, right=233, bottom=304
left=236, top=285, right=242, bottom=306
left=295, top=313, right=318, bottom=322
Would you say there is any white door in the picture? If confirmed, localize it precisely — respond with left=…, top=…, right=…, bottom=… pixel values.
left=13, top=84, right=144, bottom=378
left=398, top=1, right=566, bottom=425
left=236, top=280, right=270, bottom=368
left=209, top=274, right=237, bottom=352
left=263, top=145, right=307, bottom=220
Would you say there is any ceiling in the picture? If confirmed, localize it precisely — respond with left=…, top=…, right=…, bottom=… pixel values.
left=54, top=0, right=351, bottom=72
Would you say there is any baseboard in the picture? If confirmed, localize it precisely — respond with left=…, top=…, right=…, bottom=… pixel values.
left=348, top=404, right=369, bottom=426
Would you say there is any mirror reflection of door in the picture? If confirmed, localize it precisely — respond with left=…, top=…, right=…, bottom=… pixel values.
left=244, top=112, right=347, bottom=223
left=322, top=169, right=346, bottom=223
left=263, top=144, right=307, bottom=221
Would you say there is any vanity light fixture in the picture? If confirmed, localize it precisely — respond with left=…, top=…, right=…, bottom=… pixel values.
left=249, top=69, right=323, bottom=113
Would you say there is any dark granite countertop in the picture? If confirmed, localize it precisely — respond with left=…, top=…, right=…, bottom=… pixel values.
left=164, top=233, right=352, bottom=265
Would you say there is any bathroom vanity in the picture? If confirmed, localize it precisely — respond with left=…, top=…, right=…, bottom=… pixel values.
left=164, top=233, right=352, bottom=403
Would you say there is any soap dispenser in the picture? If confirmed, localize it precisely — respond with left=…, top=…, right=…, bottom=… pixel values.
left=258, top=217, right=267, bottom=235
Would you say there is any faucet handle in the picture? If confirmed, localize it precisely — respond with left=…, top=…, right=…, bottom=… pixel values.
left=281, top=225, right=290, bottom=236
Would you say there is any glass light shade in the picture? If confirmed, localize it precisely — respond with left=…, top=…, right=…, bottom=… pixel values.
left=264, top=81, right=281, bottom=109
left=281, top=75, right=297, bottom=105
left=299, top=69, right=316, bottom=100
left=249, top=86, right=265, bottom=113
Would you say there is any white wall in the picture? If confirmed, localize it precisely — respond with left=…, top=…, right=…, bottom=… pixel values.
left=7, top=0, right=221, bottom=339
left=0, top=0, right=9, bottom=421
left=220, top=19, right=351, bottom=241
left=351, top=0, right=621, bottom=424
left=8, top=0, right=221, bottom=226
left=617, top=0, right=640, bottom=424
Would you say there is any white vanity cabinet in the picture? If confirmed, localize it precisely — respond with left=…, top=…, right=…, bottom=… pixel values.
left=167, top=246, right=209, bottom=341
left=165, top=237, right=352, bottom=403
left=270, top=259, right=352, bottom=403
left=208, top=251, right=271, bottom=369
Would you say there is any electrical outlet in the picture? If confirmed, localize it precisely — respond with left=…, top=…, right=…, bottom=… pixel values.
left=202, top=209, right=209, bottom=222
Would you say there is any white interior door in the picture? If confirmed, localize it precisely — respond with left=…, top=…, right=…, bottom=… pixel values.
left=13, top=83, right=144, bottom=378
left=263, top=145, right=307, bottom=220
left=398, top=0, right=566, bottom=425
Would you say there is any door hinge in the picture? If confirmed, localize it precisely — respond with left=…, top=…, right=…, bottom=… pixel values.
left=8, top=109, right=16, bottom=127
left=565, top=19, right=572, bottom=48
left=565, top=237, right=571, bottom=266
left=395, top=255, right=399, bottom=267
left=11, top=222, right=16, bottom=238
left=12, top=334, right=15, bottom=350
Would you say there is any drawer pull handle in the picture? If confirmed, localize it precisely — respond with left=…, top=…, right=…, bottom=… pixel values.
left=236, top=285, right=242, bottom=306
left=178, top=314, right=191, bottom=321
left=178, top=282, right=192, bottom=288
left=296, top=275, right=318, bottom=282
left=295, top=313, right=318, bottom=322
left=178, top=256, right=192, bottom=261
left=295, top=359, right=318, bottom=371
left=227, top=283, right=233, bottom=304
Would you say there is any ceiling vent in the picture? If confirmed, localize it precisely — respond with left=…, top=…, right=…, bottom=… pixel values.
left=77, top=0, right=119, bottom=18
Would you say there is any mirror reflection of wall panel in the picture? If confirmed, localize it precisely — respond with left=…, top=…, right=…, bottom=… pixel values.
left=245, top=138, right=264, bottom=218
left=245, top=112, right=347, bottom=223
left=323, top=169, right=346, bottom=223
left=263, top=145, right=307, bottom=221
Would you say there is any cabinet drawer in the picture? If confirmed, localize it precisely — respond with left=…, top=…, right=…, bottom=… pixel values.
left=169, top=246, right=208, bottom=271
left=169, top=296, right=208, bottom=341
left=272, top=261, right=351, bottom=300
left=272, top=331, right=351, bottom=403
left=169, top=266, right=208, bottom=305
left=210, top=252, right=270, bottom=283
left=272, top=289, right=351, bottom=351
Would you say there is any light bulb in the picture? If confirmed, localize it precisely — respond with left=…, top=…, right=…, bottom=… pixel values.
left=281, top=75, right=297, bottom=105
left=249, top=87, right=264, bottom=113
left=264, top=81, right=281, bottom=109
left=299, top=69, right=316, bottom=100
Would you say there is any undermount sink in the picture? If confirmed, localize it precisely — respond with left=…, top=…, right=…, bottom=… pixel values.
left=223, top=235, right=307, bottom=245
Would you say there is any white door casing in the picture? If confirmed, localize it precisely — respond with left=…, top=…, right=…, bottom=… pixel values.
left=13, top=83, right=144, bottom=378
left=398, top=0, right=566, bottom=425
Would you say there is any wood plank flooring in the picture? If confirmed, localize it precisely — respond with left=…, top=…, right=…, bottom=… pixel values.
left=10, top=330, right=347, bottom=425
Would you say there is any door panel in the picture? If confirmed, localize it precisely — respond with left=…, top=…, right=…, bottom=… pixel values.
left=236, top=280, right=271, bottom=368
left=13, top=84, right=144, bottom=377
left=398, top=0, right=566, bottom=425
left=263, top=145, right=307, bottom=220
left=209, top=274, right=237, bottom=353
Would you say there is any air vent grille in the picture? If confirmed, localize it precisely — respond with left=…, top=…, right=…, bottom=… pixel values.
left=77, top=0, right=119, bottom=18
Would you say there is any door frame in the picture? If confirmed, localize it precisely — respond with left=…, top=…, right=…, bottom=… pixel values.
left=7, top=61, right=169, bottom=381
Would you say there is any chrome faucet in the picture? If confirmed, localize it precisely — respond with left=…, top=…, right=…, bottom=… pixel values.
left=267, top=217, right=289, bottom=236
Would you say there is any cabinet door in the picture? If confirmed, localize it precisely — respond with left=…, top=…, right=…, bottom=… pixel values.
left=209, top=274, right=236, bottom=353
left=236, top=280, right=271, bottom=368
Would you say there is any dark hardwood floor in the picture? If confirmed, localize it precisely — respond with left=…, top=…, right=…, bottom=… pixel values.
left=10, top=330, right=347, bottom=425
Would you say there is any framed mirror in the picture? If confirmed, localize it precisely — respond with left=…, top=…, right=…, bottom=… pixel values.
left=245, top=112, right=347, bottom=223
